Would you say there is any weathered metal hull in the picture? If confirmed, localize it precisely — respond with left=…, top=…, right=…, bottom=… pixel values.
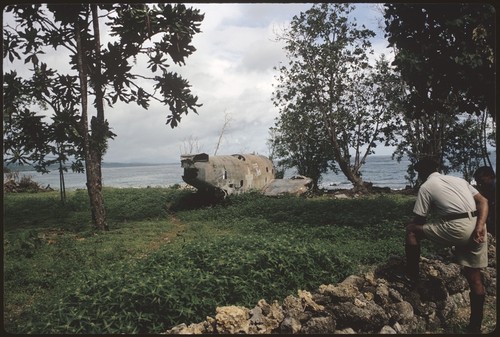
left=261, top=176, right=312, bottom=196
left=181, top=153, right=275, bottom=196
left=180, top=153, right=312, bottom=197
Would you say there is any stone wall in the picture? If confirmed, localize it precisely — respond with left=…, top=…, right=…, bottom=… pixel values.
left=166, top=236, right=496, bottom=334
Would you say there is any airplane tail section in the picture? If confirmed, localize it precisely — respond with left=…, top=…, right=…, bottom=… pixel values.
left=262, top=175, right=313, bottom=196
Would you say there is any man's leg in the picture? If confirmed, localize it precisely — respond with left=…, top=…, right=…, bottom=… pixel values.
left=463, top=267, right=486, bottom=333
left=405, top=223, right=424, bottom=282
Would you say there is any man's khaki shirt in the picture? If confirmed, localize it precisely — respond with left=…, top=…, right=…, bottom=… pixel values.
left=413, top=172, right=479, bottom=218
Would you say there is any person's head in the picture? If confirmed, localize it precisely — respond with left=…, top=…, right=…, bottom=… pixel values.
left=414, top=157, right=439, bottom=181
left=474, top=166, right=495, bottom=188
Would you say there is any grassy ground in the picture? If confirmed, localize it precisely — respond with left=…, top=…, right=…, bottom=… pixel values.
left=2, top=187, right=496, bottom=333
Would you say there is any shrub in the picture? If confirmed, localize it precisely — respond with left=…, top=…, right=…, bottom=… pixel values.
left=4, top=172, right=46, bottom=193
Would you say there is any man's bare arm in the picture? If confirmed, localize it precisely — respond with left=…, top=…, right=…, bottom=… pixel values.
left=472, top=193, right=489, bottom=243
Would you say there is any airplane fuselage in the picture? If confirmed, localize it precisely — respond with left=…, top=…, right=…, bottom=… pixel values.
left=181, top=153, right=275, bottom=196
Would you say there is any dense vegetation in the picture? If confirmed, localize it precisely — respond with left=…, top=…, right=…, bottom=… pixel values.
left=4, top=187, right=434, bottom=333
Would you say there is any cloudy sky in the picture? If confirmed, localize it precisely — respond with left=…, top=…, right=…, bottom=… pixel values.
left=4, top=3, right=393, bottom=164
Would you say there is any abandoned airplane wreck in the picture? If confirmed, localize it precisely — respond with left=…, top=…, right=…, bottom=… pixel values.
left=180, top=153, right=312, bottom=197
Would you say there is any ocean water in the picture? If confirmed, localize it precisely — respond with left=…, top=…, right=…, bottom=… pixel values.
left=7, top=154, right=496, bottom=191
left=12, top=164, right=184, bottom=191
left=319, top=156, right=412, bottom=190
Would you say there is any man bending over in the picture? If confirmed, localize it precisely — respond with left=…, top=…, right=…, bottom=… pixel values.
left=403, top=157, right=489, bottom=333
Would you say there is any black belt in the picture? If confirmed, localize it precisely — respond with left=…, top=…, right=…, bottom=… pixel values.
left=442, top=210, right=477, bottom=221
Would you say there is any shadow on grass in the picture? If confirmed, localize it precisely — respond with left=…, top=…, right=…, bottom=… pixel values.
left=165, top=190, right=225, bottom=212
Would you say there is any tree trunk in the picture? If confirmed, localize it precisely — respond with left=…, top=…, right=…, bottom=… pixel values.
left=480, top=111, right=493, bottom=168
left=85, top=151, right=107, bottom=230
left=75, top=14, right=108, bottom=231
left=91, top=4, right=106, bottom=160
left=58, top=151, right=66, bottom=204
left=324, top=116, right=370, bottom=194
left=336, top=155, right=370, bottom=194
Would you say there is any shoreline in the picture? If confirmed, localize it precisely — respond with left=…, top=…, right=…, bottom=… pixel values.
left=322, top=185, right=418, bottom=198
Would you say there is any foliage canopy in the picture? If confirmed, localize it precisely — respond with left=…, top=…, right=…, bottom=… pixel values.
left=384, top=3, right=495, bottom=120
left=271, top=3, right=399, bottom=191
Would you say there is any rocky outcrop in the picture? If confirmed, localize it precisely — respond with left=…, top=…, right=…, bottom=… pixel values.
left=3, top=172, right=52, bottom=193
left=166, top=236, right=496, bottom=334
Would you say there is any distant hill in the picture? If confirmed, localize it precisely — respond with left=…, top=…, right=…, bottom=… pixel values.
left=3, top=163, right=35, bottom=172
left=101, top=162, right=170, bottom=168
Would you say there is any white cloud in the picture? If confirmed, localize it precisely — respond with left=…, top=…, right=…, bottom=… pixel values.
left=4, top=3, right=394, bottom=164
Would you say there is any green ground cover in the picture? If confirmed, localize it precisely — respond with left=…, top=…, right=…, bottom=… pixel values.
left=4, top=187, right=422, bottom=333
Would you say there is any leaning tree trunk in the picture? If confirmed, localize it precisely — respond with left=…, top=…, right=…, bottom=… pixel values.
left=75, top=15, right=108, bottom=231
left=336, top=155, right=370, bottom=194
left=324, top=117, right=370, bottom=194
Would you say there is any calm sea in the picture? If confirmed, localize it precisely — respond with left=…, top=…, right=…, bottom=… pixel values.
left=7, top=154, right=496, bottom=191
